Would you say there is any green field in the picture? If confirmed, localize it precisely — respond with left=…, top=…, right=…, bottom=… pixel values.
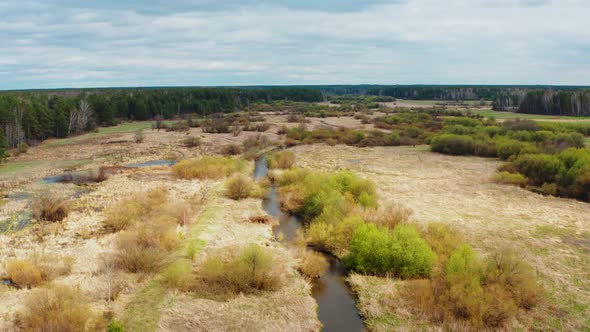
left=0, top=159, right=91, bottom=177
left=43, top=122, right=157, bottom=147
left=465, top=109, right=590, bottom=121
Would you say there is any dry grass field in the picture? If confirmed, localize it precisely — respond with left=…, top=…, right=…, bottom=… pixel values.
left=1, top=112, right=589, bottom=331
left=0, top=116, right=321, bottom=331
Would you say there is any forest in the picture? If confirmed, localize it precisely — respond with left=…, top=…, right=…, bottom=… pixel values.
left=0, top=87, right=321, bottom=149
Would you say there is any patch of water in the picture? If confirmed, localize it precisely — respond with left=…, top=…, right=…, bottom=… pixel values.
left=41, top=174, right=67, bottom=184
left=0, top=211, right=33, bottom=233
left=125, top=160, right=177, bottom=168
left=6, top=192, right=32, bottom=200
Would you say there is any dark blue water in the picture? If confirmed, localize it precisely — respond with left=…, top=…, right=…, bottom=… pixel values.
left=255, top=156, right=365, bottom=332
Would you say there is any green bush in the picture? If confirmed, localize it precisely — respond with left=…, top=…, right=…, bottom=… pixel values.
left=108, top=320, right=125, bottom=332
left=495, top=138, right=525, bottom=160
left=430, top=134, right=475, bottom=155
left=307, top=215, right=366, bottom=255
left=17, top=142, right=29, bottom=154
left=512, top=154, right=564, bottom=186
left=277, top=169, right=377, bottom=219
left=345, top=223, right=436, bottom=278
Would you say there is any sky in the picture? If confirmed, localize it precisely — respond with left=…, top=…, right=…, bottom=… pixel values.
left=0, top=0, right=589, bottom=89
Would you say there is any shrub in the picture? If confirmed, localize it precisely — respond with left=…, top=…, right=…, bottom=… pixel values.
left=404, top=245, right=540, bottom=329
left=107, top=321, right=125, bottom=332
left=162, top=260, right=192, bottom=290
left=173, top=156, right=245, bottom=179
left=220, top=144, right=242, bottom=156
left=430, top=134, right=475, bottom=155
left=242, top=134, right=271, bottom=150
left=17, top=142, right=29, bottom=154
left=5, top=260, right=42, bottom=288
left=195, top=245, right=284, bottom=296
left=133, top=130, right=144, bottom=143
left=267, top=150, right=295, bottom=169
left=307, top=214, right=366, bottom=255
left=512, top=154, right=564, bottom=186
left=183, top=136, right=201, bottom=147
left=422, top=223, right=462, bottom=264
left=115, top=220, right=181, bottom=273
left=16, top=285, right=91, bottom=332
left=103, top=188, right=169, bottom=231
left=492, top=171, right=529, bottom=187
left=224, top=174, right=254, bottom=200
left=362, top=203, right=412, bottom=229
left=496, top=138, right=525, bottom=160
left=345, top=223, right=436, bottom=278
left=32, top=191, right=69, bottom=222
left=297, top=250, right=328, bottom=279
left=166, top=121, right=190, bottom=132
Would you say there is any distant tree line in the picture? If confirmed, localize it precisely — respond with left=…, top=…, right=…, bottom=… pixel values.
left=494, top=89, right=590, bottom=116
left=0, top=87, right=321, bottom=148
left=317, top=85, right=590, bottom=117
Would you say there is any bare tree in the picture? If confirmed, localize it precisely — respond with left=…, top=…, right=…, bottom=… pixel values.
left=69, top=100, right=93, bottom=135
left=101, top=256, right=116, bottom=304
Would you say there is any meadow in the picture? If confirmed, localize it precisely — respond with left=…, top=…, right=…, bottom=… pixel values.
left=0, top=104, right=589, bottom=331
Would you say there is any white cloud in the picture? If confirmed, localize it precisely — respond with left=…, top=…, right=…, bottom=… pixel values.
left=0, top=0, right=589, bottom=88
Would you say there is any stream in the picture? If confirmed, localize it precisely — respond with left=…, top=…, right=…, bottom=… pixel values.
left=254, top=155, right=365, bottom=332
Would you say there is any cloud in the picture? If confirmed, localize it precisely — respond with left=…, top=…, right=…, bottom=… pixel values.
left=0, top=0, right=589, bottom=89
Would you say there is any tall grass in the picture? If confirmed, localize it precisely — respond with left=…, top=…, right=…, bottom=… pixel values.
left=267, top=150, right=296, bottom=169
left=173, top=156, right=246, bottom=179
left=103, top=188, right=169, bottom=232
left=193, top=245, right=285, bottom=297
left=32, top=191, right=70, bottom=222
left=16, top=284, right=92, bottom=331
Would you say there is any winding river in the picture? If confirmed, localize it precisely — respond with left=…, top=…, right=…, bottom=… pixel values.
left=254, top=155, right=365, bottom=332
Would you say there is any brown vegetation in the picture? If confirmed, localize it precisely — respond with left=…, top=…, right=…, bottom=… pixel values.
left=224, top=174, right=255, bottom=200
left=173, top=157, right=245, bottom=179
left=193, top=245, right=285, bottom=297
left=15, top=284, right=92, bottom=332
left=268, top=150, right=296, bottom=169
left=103, top=188, right=169, bottom=232
left=115, top=218, right=181, bottom=273
left=32, top=191, right=70, bottom=222
left=296, top=250, right=328, bottom=279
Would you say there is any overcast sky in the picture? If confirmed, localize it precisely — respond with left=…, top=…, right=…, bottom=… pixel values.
left=1, top=0, right=589, bottom=89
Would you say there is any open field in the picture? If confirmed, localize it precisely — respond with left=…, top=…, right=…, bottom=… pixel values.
left=1, top=109, right=589, bottom=331
left=0, top=153, right=318, bottom=332
left=293, top=144, right=590, bottom=331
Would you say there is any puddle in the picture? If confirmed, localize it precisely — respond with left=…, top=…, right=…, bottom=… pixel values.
left=0, top=211, right=33, bottom=233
